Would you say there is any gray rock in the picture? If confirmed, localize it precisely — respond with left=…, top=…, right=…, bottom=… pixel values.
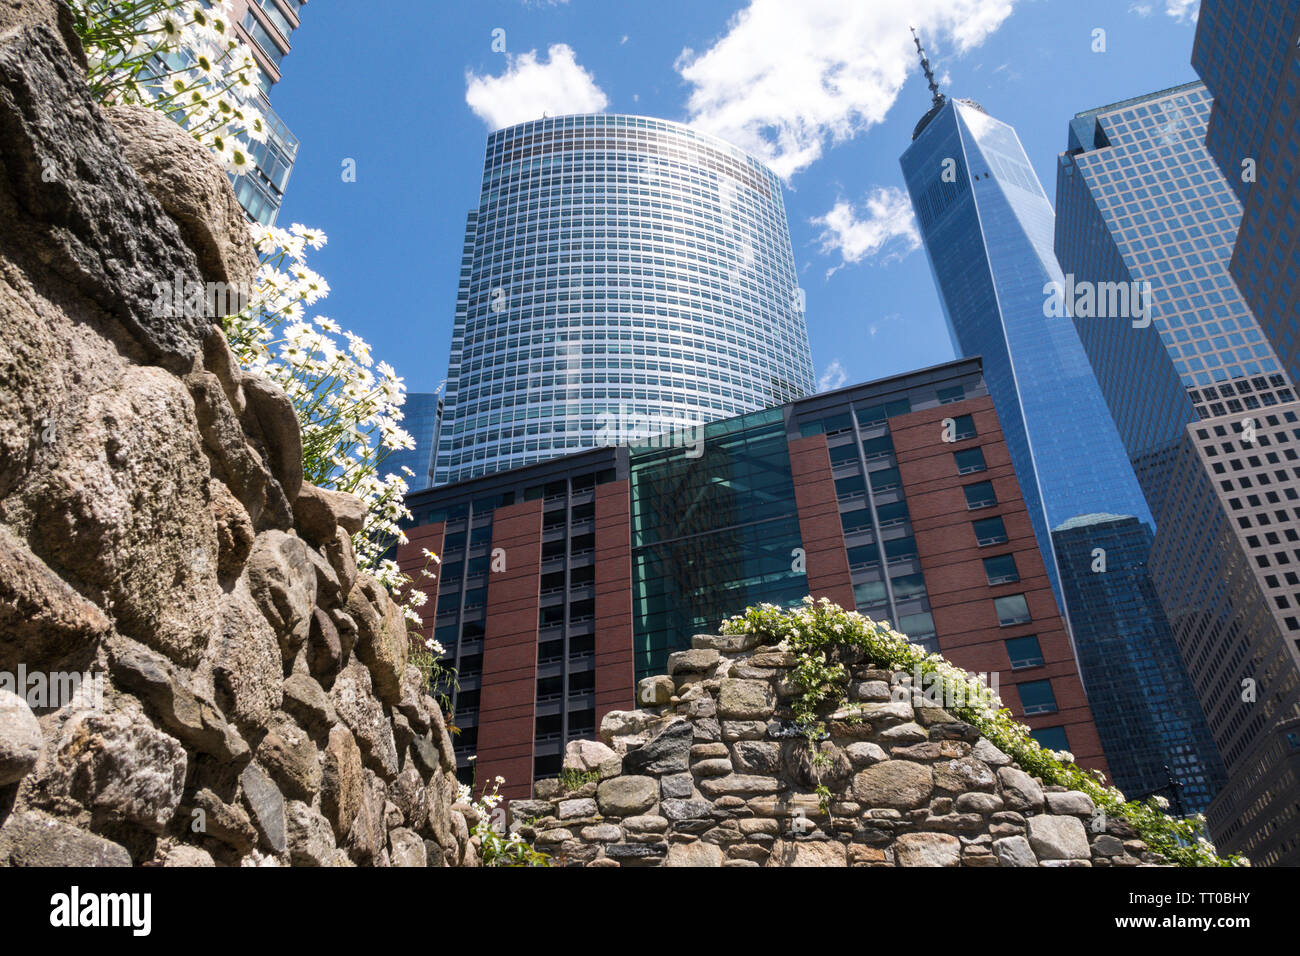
left=163, top=845, right=215, bottom=867
left=322, top=725, right=365, bottom=840
left=933, top=757, right=997, bottom=793
left=347, top=575, right=408, bottom=705
left=622, top=718, right=692, bottom=775
left=246, top=530, right=317, bottom=661
left=557, top=798, right=599, bottom=820
left=661, top=773, right=694, bottom=799
left=285, top=800, right=336, bottom=866
left=637, top=674, right=674, bottom=706
left=240, top=762, right=287, bottom=855
left=255, top=712, right=321, bottom=802
left=0, top=811, right=131, bottom=867
left=851, top=760, right=934, bottom=810
left=1027, top=814, right=1091, bottom=861
left=1046, top=790, right=1096, bottom=817
left=666, top=649, right=720, bottom=676
left=596, top=776, right=658, bottom=817
left=0, top=688, right=41, bottom=785
left=896, top=832, right=961, bottom=867
left=731, top=740, right=782, bottom=774
left=664, top=842, right=724, bottom=866
left=388, top=827, right=427, bottom=867
left=845, top=742, right=888, bottom=768
left=997, top=766, right=1045, bottom=812
left=281, top=672, right=337, bottom=733
left=765, top=839, right=847, bottom=867
left=330, top=659, right=399, bottom=780
left=211, top=583, right=284, bottom=731
left=660, top=799, right=714, bottom=821
left=718, top=678, right=776, bottom=720
left=993, top=835, right=1039, bottom=867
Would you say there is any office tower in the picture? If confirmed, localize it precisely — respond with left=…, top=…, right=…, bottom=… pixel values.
left=898, top=39, right=1220, bottom=811
left=400, top=358, right=1108, bottom=798
left=384, top=392, right=442, bottom=493
left=1052, top=515, right=1227, bottom=812
left=1192, top=0, right=1300, bottom=386
left=432, top=114, right=816, bottom=487
left=205, top=0, right=305, bottom=223
left=1056, top=81, right=1300, bottom=865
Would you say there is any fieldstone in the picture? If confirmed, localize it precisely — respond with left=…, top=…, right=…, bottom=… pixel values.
left=879, top=721, right=928, bottom=744
left=691, top=758, right=733, bottom=777
left=0, top=812, right=131, bottom=867
left=104, top=104, right=256, bottom=291
left=163, top=845, right=216, bottom=867
left=281, top=672, right=337, bottom=734
left=845, top=742, right=888, bottom=768
left=211, top=583, right=284, bottom=731
left=637, top=674, right=674, bottom=706
left=388, top=827, right=427, bottom=867
left=599, top=709, right=658, bottom=743
left=852, top=761, right=934, bottom=810
left=347, top=576, right=408, bottom=705
left=731, top=740, right=782, bottom=774
left=1028, top=814, right=1090, bottom=861
left=240, top=762, right=287, bottom=855
left=322, top=725, right=365, bottom=840
left=722, top=720, right=768, bottom=741
left=933, top=757, right=997, bottom=793
left=661, top=773, right=694, bottom=799
left=107, top=634, right=248, bottom=762
left=972, top=738, right=1012, bottom=766
left=1091, top=834, right=1126, bottom=857
left=41, top=702, right=186, bottom=833
left=698, top=774, right=782, bottom=798
left=240, top=373, right=303, bottom=506
left=558, top=798, right=599, bottom=820
left=896, top=832, right=961, bottom=867
left=765, top=839, right=847, bottom=867
left=718, top=679, right=776, bottom=720
left=664, top=842, right=725, bottom=866
left=190, top=789, right=257, bottom=853
left=580, top=823, right=622, bottom=842
left=997, top=766, right=1045, bottom=811
left=331, top=659, right=399, bottom=779
left=285, top=800, right=336, bottom=866
left=294, top=481, right=367, bottom=543
left=622, top=718, right=692, bottom=775
left=0, top=688, right=41, bottom=785
left=660, top=799, right=713, bottom=821
left=1046, top=791, right=1096, bottom=817
left=596, top=776, right=658, bottom=817
left=666, top=649, right=720, bottom=676
left=247, top=530, right=317, bottom=662
left=954, top=792, right=1004, bottom=814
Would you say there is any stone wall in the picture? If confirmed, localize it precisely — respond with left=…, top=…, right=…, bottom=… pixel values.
left=519, top=634, right=1168, bottom=867
left=0, top=3, right=473, bottom=866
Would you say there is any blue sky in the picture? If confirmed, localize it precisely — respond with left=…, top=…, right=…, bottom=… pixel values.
left=271, top=0, right=1204, bottom=397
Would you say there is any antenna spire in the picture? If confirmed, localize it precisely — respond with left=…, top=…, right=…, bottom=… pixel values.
left=910, top=26, right=945, bottom=109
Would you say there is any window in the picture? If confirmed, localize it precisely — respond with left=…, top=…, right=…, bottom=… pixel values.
left=983, top=554, right=1020, bottom=586
left=963, top=481, right=998, bottom=510
left=947, top=414, right=977, bottom=441
left=1030, top=726, right=1069, bottom=751
left=995, top=594, right=1031, bottom=626
left=972, top=516, right=1008, bottom=546
left=1005, top=635, right=1044, bottom=669
left=853, top=579, right=887, bottom=609
left=890, top=572, right=927, bottom=601
left=954, top=447, right=987, bottom=475
left=1017, top=679, right=1058, bottom=716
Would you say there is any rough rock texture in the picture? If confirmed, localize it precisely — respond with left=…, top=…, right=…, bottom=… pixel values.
left=0, top=11, right=472, bottom=867
left=521, top=635, right=1168, bottom=868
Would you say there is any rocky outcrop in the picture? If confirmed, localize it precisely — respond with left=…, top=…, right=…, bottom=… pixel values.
left=520, top=635, right=1168, bottom=867
left=0, top=6, right=473, bottom=866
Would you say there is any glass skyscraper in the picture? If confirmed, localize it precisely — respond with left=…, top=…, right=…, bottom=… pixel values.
left=384, top=392, right=442, bottom=493
left=899, top=56, right=1222, bottom=823
left=1055, top=82, right=1300, bottom=865
left=1193, top=0, right=1300, bottom=389
left=433, top=114, right=815, bottom=486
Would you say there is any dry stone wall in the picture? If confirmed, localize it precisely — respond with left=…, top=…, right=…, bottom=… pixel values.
left=519, top=634, right=1168, bottom=867
left=0, top=2, right=473, bottom=866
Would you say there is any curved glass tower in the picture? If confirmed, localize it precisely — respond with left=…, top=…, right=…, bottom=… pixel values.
left=433, top=114, right=815, bottom=486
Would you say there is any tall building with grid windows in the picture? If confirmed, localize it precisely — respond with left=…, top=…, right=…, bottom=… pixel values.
left=1192, top=0, right=1300, bottom=389
left=432, top=114, right=816, bottom=486
left=199, top=0, right=306, bottom=224
left=897, top=50, right=1219, bottom=816
left=1055, top=82, right=1300, bottom=865
left=383, top=392, right=442, bottom=493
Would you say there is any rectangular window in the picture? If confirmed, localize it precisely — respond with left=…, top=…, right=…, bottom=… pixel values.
left=1030, top=726, right=1069, bottom=751
left=1017, top=679, right=1058, bottom=716
left=994, top=594, right=1031, bottom=626
left=1005, top=635, right=1044, bottom=669
left=983, top=554, right=1020, bottom=586
left=963, top=481, right=998, bottom=510
left=948, top=414, right=977, bottom=441
left=972, top=516, right=1008, bottom=546
left=954, top=447, right=987, bottom=475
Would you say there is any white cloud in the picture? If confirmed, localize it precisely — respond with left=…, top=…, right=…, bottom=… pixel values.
left=812, top=187, right=921, bottom=274
left=676, top=0, right=1017, bottom=179
left=818, top=360, right=848, bottom=392
left=1165, top=0, right=1199, bottom=22
left=466, top=44, right=608, bottom=130
left=1128, top=2, right=1154, bottom=17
